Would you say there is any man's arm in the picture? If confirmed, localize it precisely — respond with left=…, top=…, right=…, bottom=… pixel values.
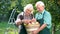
left=37, top=23, right=47, bottom=32
left=34, top=12, right=51, bottom=34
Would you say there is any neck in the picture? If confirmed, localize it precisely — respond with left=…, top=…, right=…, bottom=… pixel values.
left=24, top=13, right=30, bottom=17
left=39, top=9, right=45, bottom=13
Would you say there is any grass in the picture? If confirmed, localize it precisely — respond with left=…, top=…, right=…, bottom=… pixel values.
left=56, top=30, right=60, bottom=34
left=0, top=22, right=18, bottom=34
left=0, top=22, right=60, bottom=34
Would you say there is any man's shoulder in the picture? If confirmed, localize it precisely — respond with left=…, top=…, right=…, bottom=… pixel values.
left=45, top=10, right=51, bottom=15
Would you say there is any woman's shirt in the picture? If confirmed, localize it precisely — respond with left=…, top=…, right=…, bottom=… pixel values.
left=16, top=12, right=33, bottom=22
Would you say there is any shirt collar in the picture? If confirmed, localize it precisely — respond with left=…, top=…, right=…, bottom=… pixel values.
left=38, top=9, right=45, bottom=15
left=42, top=9, right=45, bottom=14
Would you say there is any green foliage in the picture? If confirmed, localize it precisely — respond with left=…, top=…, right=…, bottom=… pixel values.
left=0, top=0, right=60, bottom=34
left=0, top=22, right=18, bottom=34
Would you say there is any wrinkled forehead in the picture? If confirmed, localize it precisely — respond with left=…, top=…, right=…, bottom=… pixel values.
left=27, top=7, right=33, bottom=10
left=25, top=9, right=32, bottom=12
left=37, top=4, right=44, bottom=7
left=36, top=5, right=43, bottom=9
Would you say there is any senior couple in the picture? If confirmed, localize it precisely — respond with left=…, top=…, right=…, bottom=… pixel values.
left=15, top=1, right=52, bottom=34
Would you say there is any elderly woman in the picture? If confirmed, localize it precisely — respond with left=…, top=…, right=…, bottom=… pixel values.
left=32, top=1, right=52, bottom=34
left=15, top=4, right=35, bottom=34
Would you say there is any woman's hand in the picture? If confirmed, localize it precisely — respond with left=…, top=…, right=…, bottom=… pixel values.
left=31, top=18, right=36, bottom=22
left=15, top=19, right=22, bottom=26
left=22, top=19, right=31, bottom=24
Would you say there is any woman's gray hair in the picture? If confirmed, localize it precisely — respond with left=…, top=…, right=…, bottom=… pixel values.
left=24, top=4, right=34, bottom=14
left=35, top=1, right=45, bottom=7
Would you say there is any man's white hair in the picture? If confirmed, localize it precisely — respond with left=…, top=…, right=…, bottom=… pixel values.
left=36, top=1, right=45, bottom=7
left=24, top=4, right=33, bottom=14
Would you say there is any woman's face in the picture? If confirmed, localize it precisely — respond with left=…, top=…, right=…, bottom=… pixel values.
left=25, top=9, right=32, bottom=16
left=36, top=5, right=44, bottom=12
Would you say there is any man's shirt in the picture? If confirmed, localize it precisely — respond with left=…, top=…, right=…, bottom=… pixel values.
left=35, top=10, right=52, bottom=29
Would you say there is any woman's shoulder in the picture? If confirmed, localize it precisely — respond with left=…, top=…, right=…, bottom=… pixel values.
left=18, top=12, right=24, bottom=15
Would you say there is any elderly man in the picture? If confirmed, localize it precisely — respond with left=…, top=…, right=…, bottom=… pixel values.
left=32, top=1, right=52, bottom=34
left=15, top=4, right=34, bottom=34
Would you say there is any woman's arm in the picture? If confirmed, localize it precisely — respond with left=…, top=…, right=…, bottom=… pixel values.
left=15, top=12, right=24, bottom=26
left=15, top=19, right=22, bottom=26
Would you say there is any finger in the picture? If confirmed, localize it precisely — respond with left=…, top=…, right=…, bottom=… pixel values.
left=31, top=31, right=34, bottom=34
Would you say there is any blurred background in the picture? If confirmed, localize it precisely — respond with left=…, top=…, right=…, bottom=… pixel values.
left=0, top=0, right=60, bottom=34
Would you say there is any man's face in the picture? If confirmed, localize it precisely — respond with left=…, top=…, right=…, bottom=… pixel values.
left=36, top=4, right=44, bottom=12
left=25, top=9, right=32, bottom=16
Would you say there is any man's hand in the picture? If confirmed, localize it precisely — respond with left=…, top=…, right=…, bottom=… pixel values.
left=32, top=30, right=39, bottom=34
